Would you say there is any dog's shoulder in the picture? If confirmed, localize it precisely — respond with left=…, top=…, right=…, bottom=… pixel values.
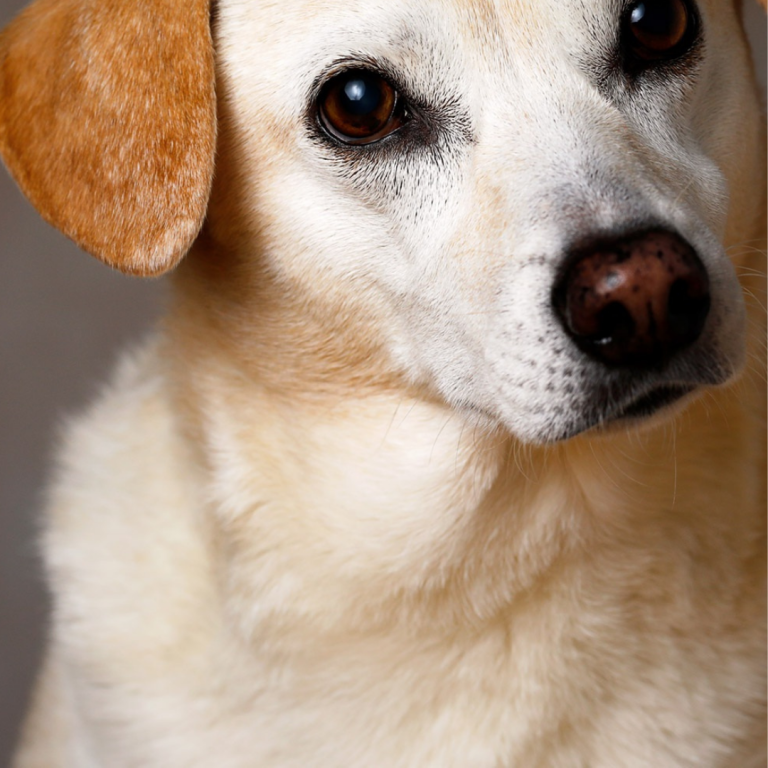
left=42, top=338, right=218, bottom=689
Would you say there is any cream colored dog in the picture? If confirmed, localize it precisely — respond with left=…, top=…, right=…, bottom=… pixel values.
left=2, top=0, right=766, bottom=764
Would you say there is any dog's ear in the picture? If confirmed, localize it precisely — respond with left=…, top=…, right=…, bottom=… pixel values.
left=0, top=0, right=216, bottom=276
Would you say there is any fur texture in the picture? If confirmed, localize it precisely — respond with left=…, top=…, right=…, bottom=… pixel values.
left=1, top=0, right=766, bottom=765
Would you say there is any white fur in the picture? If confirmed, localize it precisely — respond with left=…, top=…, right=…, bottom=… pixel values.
left=12, top=0, right=766, bottom=765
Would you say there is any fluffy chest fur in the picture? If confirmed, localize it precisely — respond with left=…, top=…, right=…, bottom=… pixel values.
left=25, top=339, right=764, bottom=768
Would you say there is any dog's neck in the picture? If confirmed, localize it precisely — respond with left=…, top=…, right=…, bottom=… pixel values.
left=162, top=234, right=764, bottom=646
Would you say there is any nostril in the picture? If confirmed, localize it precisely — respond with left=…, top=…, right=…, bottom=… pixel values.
left=554, top=228, right=711, bottom=368
left=594, top=302, right=635, bottom=347
left=667, top=277, right=710, bottom=346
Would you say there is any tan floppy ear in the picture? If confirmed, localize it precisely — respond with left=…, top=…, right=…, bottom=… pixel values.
left=0, top=0, right=216, bottom=276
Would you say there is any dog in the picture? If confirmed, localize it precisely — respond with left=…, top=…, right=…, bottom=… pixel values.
left=2, top=0, right=766, bottom=764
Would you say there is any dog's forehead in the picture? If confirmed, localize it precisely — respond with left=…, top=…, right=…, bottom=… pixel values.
left=217, top=0, right=639, bottom=126
left=218, top=0, right=744, bottom=96
left=220, top=0, right=622, bottom=76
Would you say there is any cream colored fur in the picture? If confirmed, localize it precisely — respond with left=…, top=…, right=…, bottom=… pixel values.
left=6, top=0, right=767, bottom=765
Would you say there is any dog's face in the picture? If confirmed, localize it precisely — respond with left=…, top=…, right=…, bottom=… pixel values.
left=209, top=0, right=761, bottom=442
left=1, top=0, right=764, bottom=444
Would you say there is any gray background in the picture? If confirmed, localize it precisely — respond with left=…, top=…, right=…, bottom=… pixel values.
left=0, top=1, right=765, bottom=764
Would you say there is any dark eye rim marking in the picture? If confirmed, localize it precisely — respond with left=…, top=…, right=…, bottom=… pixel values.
left=305, top=56, right=475, bottom=161
left=317, top=69, right=406, bottom=146
left=308, top=58, right=421, bottom=150
left=620, top=0, right=702, bottom=76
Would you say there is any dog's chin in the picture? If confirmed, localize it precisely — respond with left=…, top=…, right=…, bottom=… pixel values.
left=566, top=384, right=699, bottom=441
left=593, top=384, right=697, bottom=434
left=471, top=384, right=703, bottom=446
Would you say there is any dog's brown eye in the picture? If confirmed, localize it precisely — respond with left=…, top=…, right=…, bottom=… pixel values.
left=625, top=0, right=694, bottom=61
left=318, top=70, right=403, bottom=145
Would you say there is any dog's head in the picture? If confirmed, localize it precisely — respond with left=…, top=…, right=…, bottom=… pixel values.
left=1, top=0, right=764, bottom=443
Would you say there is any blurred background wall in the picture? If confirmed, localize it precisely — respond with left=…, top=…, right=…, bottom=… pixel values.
left=0, top=0, right=168, bottom=758
left=0, top=1, right=765, bottom=763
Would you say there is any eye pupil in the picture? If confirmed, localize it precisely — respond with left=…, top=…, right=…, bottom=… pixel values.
left=318, top=69, right=403, bottom=145
left=342, top=78, right=380, bottom=115
left=626, top=0, right=693, bottom=62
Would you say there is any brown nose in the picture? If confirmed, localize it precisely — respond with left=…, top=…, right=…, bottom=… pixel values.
left=554, top=230, right=710, bottom=367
